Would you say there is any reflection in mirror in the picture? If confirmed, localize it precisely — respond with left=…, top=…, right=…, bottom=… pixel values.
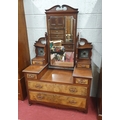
left=65, top=16, right=74, bottom=43
left=50, top=40, right=74, bottom=67
left=49, top=16, right=75, bottom=67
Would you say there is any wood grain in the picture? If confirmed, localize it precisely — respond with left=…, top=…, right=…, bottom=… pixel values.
left=28, top=81, right=87, bottom=96
left=29, top=91, right=86, bottom=109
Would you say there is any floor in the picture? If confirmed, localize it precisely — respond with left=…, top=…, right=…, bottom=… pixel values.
left=18, top=97, right=98, bottom=120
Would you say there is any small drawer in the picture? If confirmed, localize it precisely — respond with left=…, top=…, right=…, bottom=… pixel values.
left=50, top=30, right=64, bottom=34
left=75, top=78, right=88, bottom=85
left=77, top=64, right=90, bottom=68
left=32, top=60, right=44, bottom=65
left=27, top=73, right=37, bottom=79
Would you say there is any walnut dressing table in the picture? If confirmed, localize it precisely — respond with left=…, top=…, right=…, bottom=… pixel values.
left=23, top=5, right=92, bottom=113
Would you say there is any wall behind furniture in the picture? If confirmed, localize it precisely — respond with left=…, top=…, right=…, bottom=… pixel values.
left=23, top=0, right=102, bottom=97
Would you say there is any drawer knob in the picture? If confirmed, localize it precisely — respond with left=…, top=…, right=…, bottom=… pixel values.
left=35, top=84, right=43, bottom=89
left=69, top=88, right=77, bottom=93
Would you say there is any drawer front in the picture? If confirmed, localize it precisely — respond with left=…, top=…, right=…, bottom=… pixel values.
left=28, top=81, right=87, bottom=96
left=75, top=78, right=88, bottom=85
left=50, top=35, right=64, bottom=40
left=32, top=60, right=44, bottom=65
left=77, top=64, right=90, bottom=68
left=50, top=30, right=64, bottom=34
left=27, top=74, right=37, bottom=79
left=29, top=91, right=86, bottom=109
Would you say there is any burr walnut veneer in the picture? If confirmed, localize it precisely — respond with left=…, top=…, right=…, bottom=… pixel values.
left=23, top=64, right=92, bottom=113
left=23, top=5, right=92, bottom=113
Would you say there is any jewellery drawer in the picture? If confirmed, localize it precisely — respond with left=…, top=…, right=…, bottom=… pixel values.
left=32, top=60, right=44, bottom=65
left=74, top=78, right=88, bottom=85
left=29, top=91, right=86, bottom=109
left=77, top=63, right=90, bottom=68
left=27, top=74, right=37, bottom=79
left=50, top=30, right=64, bottom=34
left=28, top=81, right=87, bottom=96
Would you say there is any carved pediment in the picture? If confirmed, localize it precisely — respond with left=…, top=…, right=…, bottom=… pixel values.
left=45, top=4, right=78, bottom=14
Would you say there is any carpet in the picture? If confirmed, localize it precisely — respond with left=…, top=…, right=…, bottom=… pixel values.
left=18, top=97, right=97, bottom=120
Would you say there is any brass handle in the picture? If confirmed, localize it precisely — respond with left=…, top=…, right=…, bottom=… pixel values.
left=28, top=74, right=35, bottom=78
left=69, top=88, right=77, bottom=93
left=35, top=84, right=43, bottom=89
left=78, top=79, right=86, bottom=84
left=68, top=100, right=77, bottom=104
left=37, top=94, right=44, bottom=99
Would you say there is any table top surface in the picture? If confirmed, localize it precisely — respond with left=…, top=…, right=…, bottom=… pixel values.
left=73, top=67, right=92, bottom=78
left=22, top=64, right=47, bottom=73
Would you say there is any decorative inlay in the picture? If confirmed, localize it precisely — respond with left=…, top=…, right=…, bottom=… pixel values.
left=75, top=78, right=88, bottom=85
left=27, top=74, right=37, bottom=79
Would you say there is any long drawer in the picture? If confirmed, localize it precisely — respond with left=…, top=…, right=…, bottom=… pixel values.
left=28, top=81, right=87, bottom=96
left=29, top=91, right=86, bottom=109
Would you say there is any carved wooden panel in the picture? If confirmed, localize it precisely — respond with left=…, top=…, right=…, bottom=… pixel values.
left=75, top=78, right=88, bottom=85
left=29, top=91, right=86, bottom=108
left=28, top=81, right=87, bottom=96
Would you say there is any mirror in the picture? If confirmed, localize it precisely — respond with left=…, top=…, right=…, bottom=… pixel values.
left=49, top=16, right=75, bottom=67
left=65, top=16, right=74, bottom=43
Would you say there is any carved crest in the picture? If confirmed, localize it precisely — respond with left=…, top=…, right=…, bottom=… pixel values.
left=45, top=4, right=78, bottom=14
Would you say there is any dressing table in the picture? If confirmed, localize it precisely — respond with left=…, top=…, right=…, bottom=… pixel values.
left=23, top=5, right=92, bottom=113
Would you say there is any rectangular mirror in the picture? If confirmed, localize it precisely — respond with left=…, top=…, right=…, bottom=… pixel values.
left=48, top=16, right=75, bottom=68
